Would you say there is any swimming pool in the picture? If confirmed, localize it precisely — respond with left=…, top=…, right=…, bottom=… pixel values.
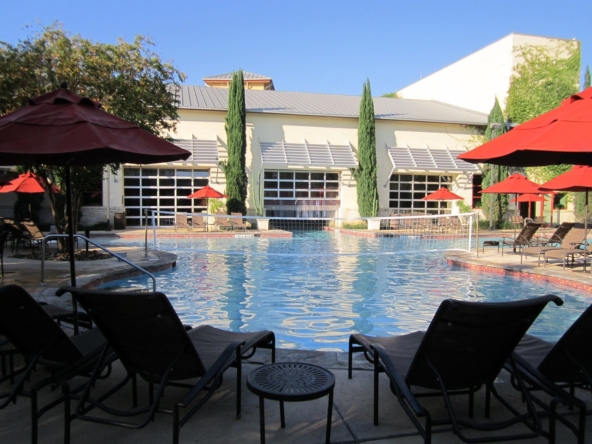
left=100, top=231, right=590, bottom=351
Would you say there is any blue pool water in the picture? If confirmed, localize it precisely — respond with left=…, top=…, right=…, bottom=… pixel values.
left=100, top=231, right=590, bottom=351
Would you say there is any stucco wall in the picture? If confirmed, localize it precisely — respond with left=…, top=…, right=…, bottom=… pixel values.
left=397, top=33, right=571, bottom=114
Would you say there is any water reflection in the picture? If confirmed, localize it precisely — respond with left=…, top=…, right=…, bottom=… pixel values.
left=100, top=232, right=590, bottom=350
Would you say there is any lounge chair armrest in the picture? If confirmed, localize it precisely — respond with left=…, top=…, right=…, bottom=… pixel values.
left=178, top=339, right=245, bottom=407
left=508, top=352, right=586, bottom=408
left=500, top=236, right=518, bottom=242
left=373, top=343, right=427, bottom=417
left=55, top=286, right=73, bottom=297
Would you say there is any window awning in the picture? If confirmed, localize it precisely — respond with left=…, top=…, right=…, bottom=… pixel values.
left=260, top=141, right=358, bottom=168
left=387, top=145, right=479, bottom=173
left=173, top=139, right=219, bottom=165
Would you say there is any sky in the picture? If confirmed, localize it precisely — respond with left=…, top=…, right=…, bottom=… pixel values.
left=1, top=0, right=591, bottom=97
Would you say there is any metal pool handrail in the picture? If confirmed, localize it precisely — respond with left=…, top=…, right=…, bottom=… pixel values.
left=41, top=234, right=157, bottom=291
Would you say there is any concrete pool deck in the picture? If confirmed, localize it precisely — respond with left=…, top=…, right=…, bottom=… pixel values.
left=1, top=228, right=591, bottom=443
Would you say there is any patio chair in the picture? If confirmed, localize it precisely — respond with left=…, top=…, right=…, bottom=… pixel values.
left=213, top=213, right=233, bottom=231
left=0, top=284, right=114, bottom=444
left=506, top=303, right=592, bottom=443
left=533, top=216, right=548, bottom=228
left=1, top=218, right=27, bottom=253
left=348, top=294, right=562, bottom=443
left=387, top=216, right=400, bottom=230
left=56, top=286, right=276, bottom=444
left=511, top=215, right=524, bottom=226
left=190, top=214, right=207, bottom=232
left=20, top=220, right=58, bottom=253
left=174, top=213, right=191, bottom=232
left=543, top=241, right=592, bottom=270
left=500, top=222, right=541, bottom=255
left=230, top=212, right=247, bottom=231
left=520, top=222, right=581, bottom=264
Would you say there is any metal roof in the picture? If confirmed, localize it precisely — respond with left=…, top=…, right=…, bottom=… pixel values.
left=387, top=145, right=480, bottom=173
left=173, top=139, right=218, bottom=165
left=177, top=86, right=487, bottom=126
left=260, top=141, right=358, bottom=168
left=202, top=71, right=272, bottom=81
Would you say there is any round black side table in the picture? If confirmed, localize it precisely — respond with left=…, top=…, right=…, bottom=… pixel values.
left=247, top=362, right=335, bottom=444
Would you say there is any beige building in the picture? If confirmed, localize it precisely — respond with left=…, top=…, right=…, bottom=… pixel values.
left=103, top=84, right=485, bottom=227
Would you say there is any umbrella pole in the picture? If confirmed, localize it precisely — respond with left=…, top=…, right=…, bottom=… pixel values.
left=585, top=190, right=589, bottom=273
left=65, top=165, right=77, bottom=287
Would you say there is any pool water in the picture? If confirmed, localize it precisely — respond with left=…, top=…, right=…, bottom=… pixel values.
left=100, top=231, right=590, bottom=351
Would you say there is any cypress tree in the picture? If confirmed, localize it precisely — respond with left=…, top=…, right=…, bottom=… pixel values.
left=481, top=97, right=508, bottom=226
left=355, top=80, right=379, bottom=217
left=223, top=70, right=247, bottom=214
left=585, top=65, right=591, bottom=89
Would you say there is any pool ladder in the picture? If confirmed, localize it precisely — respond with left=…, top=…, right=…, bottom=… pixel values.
left=40, top=234, right=157, bottom=291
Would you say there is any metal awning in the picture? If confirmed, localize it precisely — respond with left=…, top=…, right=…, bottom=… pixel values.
left=260, top=140, right=358, bottom=168
left=387, top=145, right=479, bottom=173
left=173, top=139, right=219, bottom=165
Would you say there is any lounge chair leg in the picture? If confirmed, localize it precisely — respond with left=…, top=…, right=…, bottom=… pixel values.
left=31, top=387, right=39, bottom=444
left=348, top=339, right=353, bottom=379
left=173, top=405, right=181, bottom=444
left=325, top=389, right=333, bottom=444
left=63, top=382, right=71, bottom=444
left=373, top=354, right=380, bottom=425
left=236, top=349, right=242, bottom=419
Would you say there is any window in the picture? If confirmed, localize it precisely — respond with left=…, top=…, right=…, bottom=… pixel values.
left=389, top=174, right=453, bottom=214
left=123, top=167, right=210, bottom=226
left=263, top=170, right=340, bottom=217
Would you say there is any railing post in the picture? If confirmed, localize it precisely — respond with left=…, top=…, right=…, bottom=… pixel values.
left=144, top=210, right=148, bottom=258
left=151, top=211, right=157, bottom=250
left=41, top=239, right=46, bottom=284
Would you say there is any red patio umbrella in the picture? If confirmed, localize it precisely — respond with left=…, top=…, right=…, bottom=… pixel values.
left=421, top=187, right=463, bottom=215
left=187, top=185, right=227, bottom=201
left=421, top=187, right=463, bottom=201
left=0, top=172, right=58, bottom=217
left=457, top=87, right=592, bottom=166
left=510, top=194, right=547, bottom=219
left=480, top=174, right=543, bottom=235
left=540, top=165, right=592, bottom=236
left=187, top=185, right=227, bottom=214
left=0, top=172, right=45, bottom=193
left=479, top=173, right=542, bottom=195
left=0, top=84, right=191, bottom=286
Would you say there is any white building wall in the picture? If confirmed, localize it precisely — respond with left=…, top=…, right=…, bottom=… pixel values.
left=397, top=33, right=571, bottom=114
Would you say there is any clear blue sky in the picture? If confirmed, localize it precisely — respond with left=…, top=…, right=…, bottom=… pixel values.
left=1, top=0, right=591, bottom=97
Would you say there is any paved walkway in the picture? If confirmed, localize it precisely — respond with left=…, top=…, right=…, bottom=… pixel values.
left=1, top=228, right=591, bottom=443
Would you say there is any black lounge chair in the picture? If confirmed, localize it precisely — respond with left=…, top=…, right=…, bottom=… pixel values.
left=506, top=303, right=592, bottom=443
left=0, top=284, right=113, bottom=444
left=56, top=286, right=276, bottom=444
left=0, top=294, right=79, bottom=384
left=501, top=222, right=541, bottom=255
left=349, top=295, right=562, bottom=443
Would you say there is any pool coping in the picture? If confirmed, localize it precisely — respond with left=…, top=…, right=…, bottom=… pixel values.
left=444, top=251, right=592, bottom=294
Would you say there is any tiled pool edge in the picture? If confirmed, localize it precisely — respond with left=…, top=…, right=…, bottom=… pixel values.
left=445, top=254, right=592, bottom=294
